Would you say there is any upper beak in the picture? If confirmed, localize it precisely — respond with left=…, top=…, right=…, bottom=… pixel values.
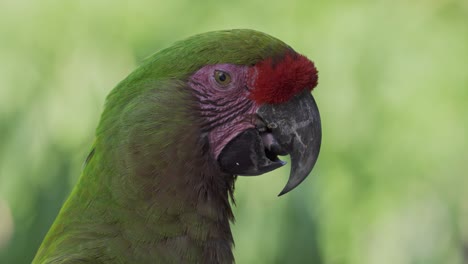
left=257, top=91, right=322, bottom=196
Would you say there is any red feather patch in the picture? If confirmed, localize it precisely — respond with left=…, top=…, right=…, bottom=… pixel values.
left=249, top=51, right=318, bottom=104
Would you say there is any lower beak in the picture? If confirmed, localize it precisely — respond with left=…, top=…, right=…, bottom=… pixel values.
left=257, top=91, right=322, bottom=196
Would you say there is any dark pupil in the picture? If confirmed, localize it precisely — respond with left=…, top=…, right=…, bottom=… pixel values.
left=218, top=73, right=226, bottom=82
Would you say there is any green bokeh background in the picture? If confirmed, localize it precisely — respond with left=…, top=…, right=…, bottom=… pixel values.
left=1, top=0, right=467, bottom=263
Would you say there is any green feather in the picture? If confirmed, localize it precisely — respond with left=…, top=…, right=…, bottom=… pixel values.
left=33, top=29, right=291, bottom=264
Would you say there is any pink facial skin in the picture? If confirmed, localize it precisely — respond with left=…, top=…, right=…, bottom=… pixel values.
left=188, top=64, right=260, bottom=160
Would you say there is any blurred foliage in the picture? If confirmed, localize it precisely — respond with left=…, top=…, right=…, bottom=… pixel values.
left=1, top=0, right=468, bottom=263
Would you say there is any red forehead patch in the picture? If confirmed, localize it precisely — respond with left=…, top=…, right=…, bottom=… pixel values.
left=249, top=51, right=318, bottom=104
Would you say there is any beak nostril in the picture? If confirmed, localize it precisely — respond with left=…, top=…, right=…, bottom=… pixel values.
left=267, top=122, right=277, bottom=129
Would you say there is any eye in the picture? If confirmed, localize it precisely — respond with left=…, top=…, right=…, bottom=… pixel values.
left=214, top=70, right=232, bottom=86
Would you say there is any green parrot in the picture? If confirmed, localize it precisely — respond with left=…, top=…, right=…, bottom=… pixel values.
left=33, top=29, right=321, bottom=264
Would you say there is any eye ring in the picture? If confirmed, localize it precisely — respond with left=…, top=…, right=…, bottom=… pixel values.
left=214, top=70, right=232, bottom=86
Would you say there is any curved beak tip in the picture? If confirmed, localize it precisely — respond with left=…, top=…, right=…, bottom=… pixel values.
left=278, top=186, right=292, bottom=197
left=277, top=158, right=318, bottom=197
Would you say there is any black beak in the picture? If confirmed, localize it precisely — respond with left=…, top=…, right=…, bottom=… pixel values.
left=218, top=91, right=321, bottom=196
left=258, top=91, right=321, bottom=195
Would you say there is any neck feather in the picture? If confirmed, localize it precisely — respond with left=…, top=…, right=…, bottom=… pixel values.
left=101, top=85, right=237, bottom=262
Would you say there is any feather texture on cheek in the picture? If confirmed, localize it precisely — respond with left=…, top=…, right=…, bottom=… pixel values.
left=189, top=64, right=259, bottom=160
left=249, top=52, right=318, bottom=104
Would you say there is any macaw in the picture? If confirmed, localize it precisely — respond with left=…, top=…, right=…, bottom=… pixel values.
left=33, top=29, right=321, bottom=264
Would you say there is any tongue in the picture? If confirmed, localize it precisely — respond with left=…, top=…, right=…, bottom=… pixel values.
left=261, top=132, right=288, bottom=156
